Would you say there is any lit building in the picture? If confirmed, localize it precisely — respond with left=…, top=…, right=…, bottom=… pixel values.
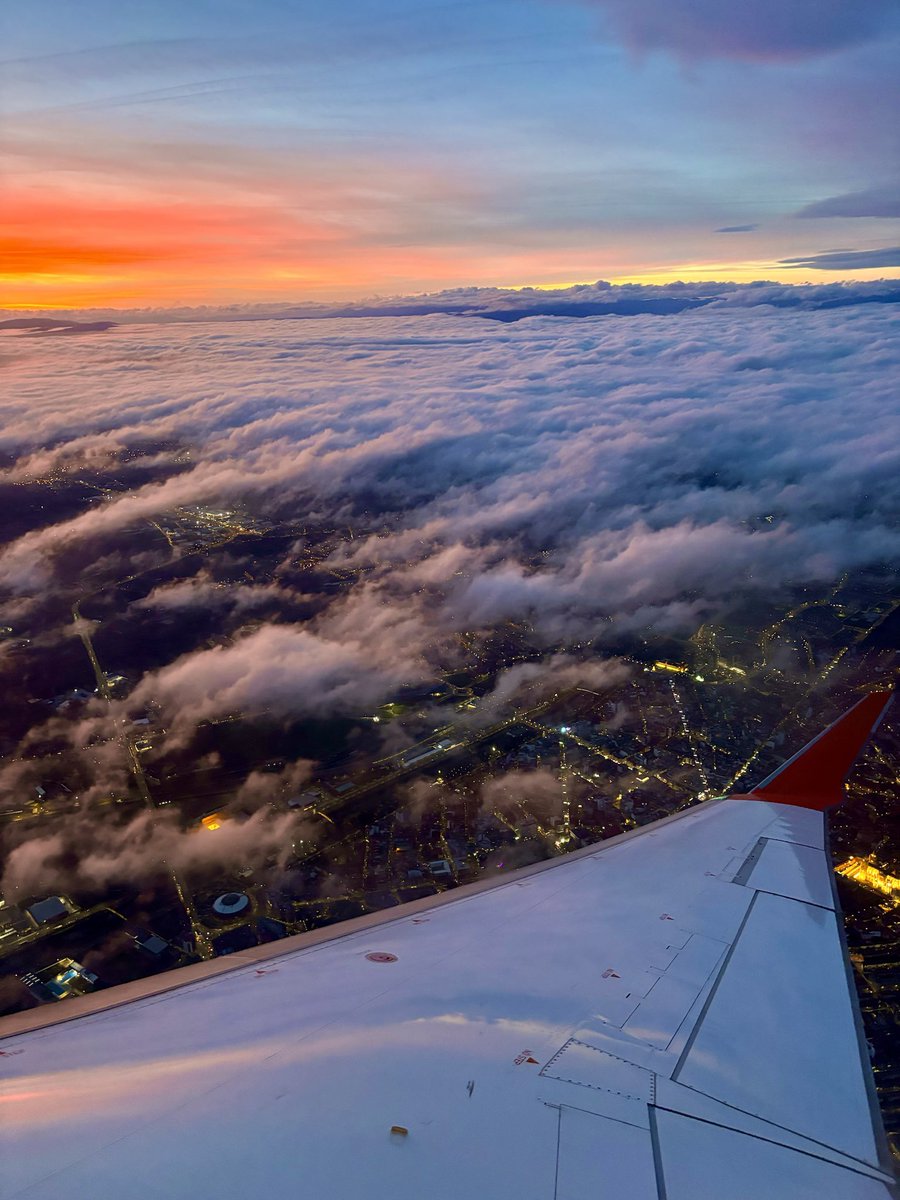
left=835, top=857, right=900, bottom=904
left=21, top=958, right=99, bottom=1003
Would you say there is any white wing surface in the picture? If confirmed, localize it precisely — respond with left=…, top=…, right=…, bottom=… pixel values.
left=1, top=692, right=895, bottom=1199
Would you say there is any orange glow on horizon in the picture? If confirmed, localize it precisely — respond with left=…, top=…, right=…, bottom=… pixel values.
left=3, top=185, right=898, bottom=310
left=524, top=262, right=900, bottom=289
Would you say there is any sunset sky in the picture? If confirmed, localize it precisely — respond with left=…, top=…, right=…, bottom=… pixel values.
left=3, top=0, right=899, bottom=308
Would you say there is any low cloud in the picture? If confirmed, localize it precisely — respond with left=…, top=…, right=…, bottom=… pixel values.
left=137, top=576, right=294, bottom=617
left=479, top=768, right=563, bottom=821
left=128, top=622, right=426, bottom=732
left=478, top=656, right=630, bottom=714
left=1, top=806, right=310, bottom=900
left=233, top=759, right=315, bottom=806
left=715, top=225, right=758, bottom=233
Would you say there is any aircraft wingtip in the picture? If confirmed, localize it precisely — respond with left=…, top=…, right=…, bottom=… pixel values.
left=744, top=688, right=893, bottom=811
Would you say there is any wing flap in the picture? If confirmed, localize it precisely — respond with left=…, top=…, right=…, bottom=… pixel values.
left=673, top=889, right=879, bottom=1163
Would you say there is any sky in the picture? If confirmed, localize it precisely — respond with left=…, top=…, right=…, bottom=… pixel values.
left=2, top=0, right=899, bottom=308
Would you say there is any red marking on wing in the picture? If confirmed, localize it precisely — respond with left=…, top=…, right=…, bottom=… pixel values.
left=745, top=690, right=893, bottom=811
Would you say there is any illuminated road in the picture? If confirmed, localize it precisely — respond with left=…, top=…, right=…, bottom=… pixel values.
left=0, top=903, right=110, bottom=959
left=312, top=691, right=585, bottom=818
left=529, top=717, right=680, bottom=794
left=72, top=598, right=214, bottom=958
left=669, top=680, right=710, bottom=793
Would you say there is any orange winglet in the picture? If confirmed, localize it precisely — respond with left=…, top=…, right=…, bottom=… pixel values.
left=743, top=690, right=893, bottom=811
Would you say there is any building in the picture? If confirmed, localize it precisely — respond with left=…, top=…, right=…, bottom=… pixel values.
left=288, top=790, right=324, bottom=810
left=134, top=932, right=169, bottom=956
left=26, top=896, right=75, bottom=928
left=213, top=893, right=251, bottom=918
left=21, top=958, right=98, bottom=1003
left=401, top=738, right=455, bottom=769
left=0, top=901, right=33, bottom=947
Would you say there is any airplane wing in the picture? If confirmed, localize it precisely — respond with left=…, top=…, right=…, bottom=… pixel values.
left=1, top=691, right=896, bottom=1199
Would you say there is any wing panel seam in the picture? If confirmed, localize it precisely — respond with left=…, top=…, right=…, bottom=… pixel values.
left=648, top=1104, right=668, bottom=1200
left=651, top=1102, right=896, bottom=1185
left=666, top=1078, right=893, bottom=1178
left=671, top=891, right=758, bottom=1081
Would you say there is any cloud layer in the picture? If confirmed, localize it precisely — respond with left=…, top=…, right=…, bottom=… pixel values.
left=2, top=295, right=898, bottom=897
left=3, top=298, right=898, bottom=695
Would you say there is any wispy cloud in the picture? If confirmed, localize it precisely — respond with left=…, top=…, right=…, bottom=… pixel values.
left=780, top=246, right=900, bottom=270
left=796, top=185, right=900, bottom=219
left=581, top=0, right=900, bottom=62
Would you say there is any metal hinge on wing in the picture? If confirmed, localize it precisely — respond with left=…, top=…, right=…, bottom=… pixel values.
left=731, top=837, right=767, bottom=886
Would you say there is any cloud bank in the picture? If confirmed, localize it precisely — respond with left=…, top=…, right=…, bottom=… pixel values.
left=1, top=293, right=898, bottom=736
left=6, top=278, right=900, bottom=327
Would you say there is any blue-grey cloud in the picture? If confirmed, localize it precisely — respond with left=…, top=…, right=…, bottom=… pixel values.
left=780, top=246, right=900, bottom=270
left=584, top=0, right=900, bottom=62
left=715, top=225, right=758, bottom=233
left=796, top=185, right=900, bottom=219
